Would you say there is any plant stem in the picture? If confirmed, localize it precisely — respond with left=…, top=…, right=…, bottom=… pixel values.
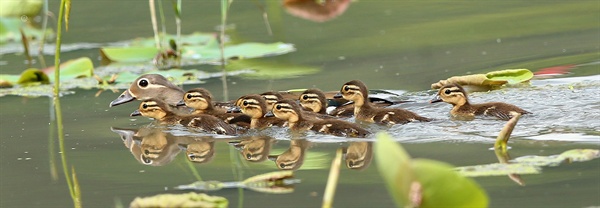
left=54, top=1, right=81, bottom=207
left=322, top=148, right=343, bottom=208
left=38, top=0, right=49, bottom=68
left=157, top=0, right=167, bottom=46
left=219, top=0, right=231, bottom=101
left=149, top=0, right=160, bottom=49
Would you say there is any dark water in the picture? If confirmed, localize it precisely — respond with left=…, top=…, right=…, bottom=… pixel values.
left=1, top=1, right=599, bottom=207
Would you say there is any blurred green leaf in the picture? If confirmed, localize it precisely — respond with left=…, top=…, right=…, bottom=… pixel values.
left=0, top=0, right=42, bottom=17
left=225, top=59, right=319, bottom=80
left=18, top=68, right=50, bottom=85
left=100, top=47, right=160, bottom=63
left=129, top=192, right=228, bottom=208
left=0, top=17, right=52, bottom=44
left=375, top=132, right=489, bottom=208
left=44, top=57, right=94, bottom=82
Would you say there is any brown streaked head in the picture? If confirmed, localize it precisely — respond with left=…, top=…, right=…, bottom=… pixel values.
left=132, top=98, right=172, bottom=120
left=272, top=99, right=302, bottom=122
left=235, top=94, right=268, bottom=119
left=340, top=80, right=369, bottom=106
left=299, top=88, right=327, bottom=113
left=182, top=88, right=214, bottom=111
left=430, top=83, right=468, bottom=105
left=260, top=91, right=284, bottom=112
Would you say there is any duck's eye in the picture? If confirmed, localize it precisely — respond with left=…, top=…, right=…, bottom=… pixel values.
left=142, top=104, right=148, bottom=109
left=444, top=89, right=451, bottom=95
left=275, top=105, right=282, bottom=110
left=243, top=101, right=249, bottom=106
left=302, top=95, right=308, bottom=100
left=138, top=78, right=149, bottom=88
left=344, top=86, right=350, bottom=91
left=186, top=94, right=192, bottom=99
left=246, top=153, right=252, bottom=160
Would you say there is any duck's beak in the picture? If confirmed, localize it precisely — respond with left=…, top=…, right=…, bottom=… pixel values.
left=176, top=100, right=186, bottom=107
left=429, top=95, right=442, bottom=103
left=130, top=109, right=142, bottom=117
left=333, top=92, right=343, bottom=99
left=110, top=90, right=135, bottom=107
left=264, top=111, right=275, bottom=117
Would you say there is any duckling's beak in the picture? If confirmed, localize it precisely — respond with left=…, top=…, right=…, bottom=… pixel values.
left=110, top=90, right=135, bottom=107
left=176, top=100, right=186, bottom=107
left=429, top=95, right=442, bottom=103
left=333, top=92, right=343, bottom=99
left=264, top=111, right=275, bottom=117
left=130, top=109, right=142, bottom=116
left=268, top=155, right=278, bottom=161
left=227, top=106, right=241, bottom=113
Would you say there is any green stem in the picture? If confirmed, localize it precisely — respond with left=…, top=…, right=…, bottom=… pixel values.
left=38, top=0, right=49, bottom=68
left=157, top=0, right=167, bottom=46
left=219, top=0, right=230, bottom=101
left=54, top=1, right=81, bottom=207
left=149, top=0, right=160, bottom=49
left=185, top=159, right=203, bottom=181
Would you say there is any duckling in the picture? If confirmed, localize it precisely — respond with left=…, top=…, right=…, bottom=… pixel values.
left=110, top=74, right=184, bottom=107
left=430, top=83, right=530, bottom=120
left=235, top=94, right=288, bottom=129
left=338, top=80, right=430, bottom=125
left=297, top=89, right=338, bottom=119
left=178, top=88, right=251, bottom=127
left=130, top=98, right=237, bottom=135
left=260, top=91, right=285, bottom=113
left=273, top=99, right=371, bottom=138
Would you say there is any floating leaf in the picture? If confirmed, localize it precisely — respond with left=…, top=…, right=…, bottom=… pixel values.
left=0, top=0, right=43, bottom=17
left=0, top=17, right=52, bottom=44
left=43, top=57, right=94, bottom=82
left=100, top=47, right=160, bottom=63
left=486, top=69, right=534, bottom=84
left=431, top=69, right=533, bottom=89
left=375, top=132, right=489, bottom=208
left=17, top=68, right=50, bottom=85
left=225, top=59, right=319, bottom=79
left=129, top=192, right=228, bottom=208
left=455, top=163, right=541, bottom=177
left=511, top=149, right=600, bottom=167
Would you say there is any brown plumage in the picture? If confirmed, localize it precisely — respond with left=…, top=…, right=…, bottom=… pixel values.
left=179, top=88, right=251, bottom=128
left=273, top=99, right=371, bottom=138
left=430, top=83, right=530, bottom=120
left=338, top=80, right=430, bottom=125
left=110, top=74, right=184, bottom=107
left=235, top=94, right=288, bottom=129
left=298, top=88, right=338, bottom=119
left=130, top=98, right=237, bottom=135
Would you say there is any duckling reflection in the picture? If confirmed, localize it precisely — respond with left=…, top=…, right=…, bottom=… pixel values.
left=344, top=142, right=373, bottom=170
left=178, top=137, right=215, bottom=164
left=111, top=126, right=182, bottom=166
left=268, top=139, right=310, bottom=170
left=229, top=136, right=275, bottom=162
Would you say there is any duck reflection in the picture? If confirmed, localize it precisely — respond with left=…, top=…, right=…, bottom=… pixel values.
left=111, top=126, right=217, bottom=166
left=283, top=0, right=351, bottom=22
left=268, top=139, right=310, bottom=170
left=344, top=142, right=373, bottom=170
left=229, top=136, right=275, bottom=162
left=178, top=137, right=215, bottom=164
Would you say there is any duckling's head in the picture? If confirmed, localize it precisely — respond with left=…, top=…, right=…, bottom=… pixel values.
left=236, top=94, right=268, bottom=119
left=110, top=74, right=184, bottom=107
left=299, top=88, right=327, bottom=113
left=181, top=88, right=214, bottom=111
left=131, top=99, right=172, bottom=120
left=272, top=99, right=302, bottom=123
left=430, top=83, right=469, bottom=106
left=340, top=80, right=369, bottom=106
left=260, top=91, right=284, bottom=112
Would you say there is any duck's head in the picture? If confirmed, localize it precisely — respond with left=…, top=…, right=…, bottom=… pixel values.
left=235, top=94, right=268, bottom=119
left=178, top=88, right=214, bottom=110
left=130, top=99, right=172, bottom=120
left=339, top=80, right=369, bottom=106
left=430, top=83, right=468, bottom=106
left=299, top=88, right=327, bottom=113
left=260, top=91, right=284, bottom=112
left=110, top=74, right=184, bottom=107
left=272, top=99, right=301, bottom=123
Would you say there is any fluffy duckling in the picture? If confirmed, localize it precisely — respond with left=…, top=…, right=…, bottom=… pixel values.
left=235, top=94, right=288, bottom=129
left=273, top=99, right=371, bottom=138
left=260, top=91, right=285, bottom=113
left=131, top=98, right=237, bottom=135
left=338, top=80, right=430, bottom=125
left=430, top=83, right=530, bottom=120
left=178, top=88, right=251, bottom=127
left=110, top=74, right=184, bottom=107
left=297, top=89, right=338, bottom=119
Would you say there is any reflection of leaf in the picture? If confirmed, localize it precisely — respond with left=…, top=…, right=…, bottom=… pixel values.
left=456, top=163, right=541, bottom=177
left=431, top=69, right=533, bottom=89
left=225, top=59, right=319, bottom=79
left=0, top=17, right=52, bottom=44
left=375, top=132, right=489, bottom=208
left=512, top=149, right=600, bottom=167
left=129, top=192, right=228, bottom=208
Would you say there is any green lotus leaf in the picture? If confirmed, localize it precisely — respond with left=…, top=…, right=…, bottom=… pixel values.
left=129, top=32, right=216, bottom=48
left=100, top=47, right=160, bottom=63
left=225, top=59, right=319, bottom=79
left=374, top=132, right=414, bottom=207
left=455, top=163, right=541, bottom=177
left=412, top=159, right=489, bottom=208
left=18, top=68, right=50, bottom=85
left=486, top=69, right=534, bottom=84
left=129, top=192, right=228, bottom=208
left=44, top=57, right=94, bottom=82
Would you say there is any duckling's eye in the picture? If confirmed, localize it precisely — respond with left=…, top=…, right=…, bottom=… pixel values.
left=302, top=95, right=308, bottom=100
left=142, top=104, right=148, bottom=109
left=344, top=86, right=349, bottom=91
left=138, top=78, right=149, bottom=88
left=189, top=155, right=196, bottom=160
left=186, top=94, right=192, bottom=99
left=279, top=163, right=286, bottom=169
left=444, top=89, right=451, bottom=95
left=243, top=101, right=249, bottom=106
left=275, top=105, right=282, bottom=110
left=246, top=153, right=252, bottom=160
left=144, top=150, right=150, bottom=155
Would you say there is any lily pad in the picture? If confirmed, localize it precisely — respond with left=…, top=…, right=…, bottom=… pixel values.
left=129, top=192, right=228, bottom=208
left=100, top=47, right=160, bottom=63
left=0, top=0, right=42, bottom=17
left=375, top=132, right=489, bottom=208
left=431, top=69, right=533, bottom=89
left=225, top=59, right=319, bottom=79
left=0, top=17, right=52, bottom=44
left=43, top=57, right=94, bottom=82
